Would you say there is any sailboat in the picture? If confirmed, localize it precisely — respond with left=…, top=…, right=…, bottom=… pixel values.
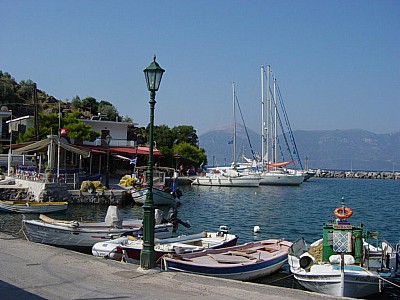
left=191, top=83, right=261, bottom=187
left=258, top=65, right=304, bottom=186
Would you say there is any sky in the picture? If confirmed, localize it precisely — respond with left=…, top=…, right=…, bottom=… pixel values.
left=1, top=0, right=399, bottom=136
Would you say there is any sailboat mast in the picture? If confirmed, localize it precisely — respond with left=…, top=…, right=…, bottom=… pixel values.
left=273, top=77, right=278, bottom=163
left=266, top=65, right=271, bottom=166
left=232, top=82, right=236, bottom=166
left=261, top=66, right=265, bottom=168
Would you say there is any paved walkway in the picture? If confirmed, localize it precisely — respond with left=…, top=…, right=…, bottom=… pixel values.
left=0, top=232, right=343, bottom=300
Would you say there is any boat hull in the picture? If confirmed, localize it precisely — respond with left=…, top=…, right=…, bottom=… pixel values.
left=162, top=239, right=292, bottom=281
left=23, top=219, right=173, bottom=249
left=259, top=173, right=304, bottom=186
left=288, top=239, right=396, bottom=298
left=292, top=267, right=386, bottom=298
left=120, top=233, right=239, bottom=261
left=165, top=255, right=288, bottom=281
left=131, top=188, right=176, bottom=206
left=0, top=201, right=68, bottom=213
left=191, top=175, right=260, bottom=187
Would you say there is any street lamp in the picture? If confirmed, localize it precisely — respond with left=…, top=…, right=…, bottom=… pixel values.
left=105, top=134, right=112, bottom=189
left=7, top=112, right=13, bottom=177
left=140, top=55, right=165, bottom=269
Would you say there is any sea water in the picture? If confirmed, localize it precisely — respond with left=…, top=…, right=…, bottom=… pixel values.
left=1, top=178, right=399, bottom=299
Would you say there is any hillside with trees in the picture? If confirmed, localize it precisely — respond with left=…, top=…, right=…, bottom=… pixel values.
left=0, top=70, right=207, bottom=168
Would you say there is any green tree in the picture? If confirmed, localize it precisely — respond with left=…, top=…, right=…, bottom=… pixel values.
left=0, top=71, right=17, bottom=104
left=142, top=124, right=205, bottom=168
left=122, top=115, right=133, bottom=123
left=172, top=142, right=207, bottom=169
left=81, top=97, right=98, bottom=115
left=129, top=126, right=147, bottom=145
left=62, top=111, right=99, bottom=143
left=70, top=95, right=81, bottom=110
left=16, top=127, right=35, bottom=143
left=153, top=125, right=174, bottom=148
left=16, top=84, right=33, bottom=100
left=98, top=100, right=119, bottom=121
left=171, top=125, right=198, bottom=146
left=39, top=112, right=59, bottom=137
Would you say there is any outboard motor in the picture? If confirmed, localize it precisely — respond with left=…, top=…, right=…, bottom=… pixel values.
left=170, top=181, right=182, bottom=199
left=217, top=225, right=230, bottom=236
left=105, top=205, right=123, bottom=228
left=166, top=207, right=191, bottom=232
left=154, top=209, right=164, bottom=225
left=167, top=207, right=177, bottom=223
left=175, top=189, right=183, bottom=199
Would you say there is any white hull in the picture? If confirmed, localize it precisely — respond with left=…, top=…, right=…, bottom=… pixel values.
left=93, top=231, right=239, bottom=261
left=131, top=188, right=176, bottom=206
left=191, top=174, right=260, bottom=187
left=259, top=172, right=304, bottom=186
left=92, top=236, right=128, bottom=260
left=288, top=240, right=396, bottom=298
left=290, top=262, right=385, bottom=298
left=23, top=219, right=173, bottom=248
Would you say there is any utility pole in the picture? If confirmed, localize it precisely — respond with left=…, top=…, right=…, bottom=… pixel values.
left=33, top=83, right=39, bottom=141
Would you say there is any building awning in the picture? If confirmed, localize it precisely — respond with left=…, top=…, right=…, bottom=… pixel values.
left=109, top=146, right=162, bottom=156
left=13, top=138, right=91, bottom=158
left=76, top=145, right=162, bottom=157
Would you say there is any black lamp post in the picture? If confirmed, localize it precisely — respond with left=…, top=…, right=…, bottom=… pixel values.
left=105, top=134, right=112, bottom=189
left=140, top=55, right=165, bottom=269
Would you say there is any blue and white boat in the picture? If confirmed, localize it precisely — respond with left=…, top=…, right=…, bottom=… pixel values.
left=161, top=239, right=292, bottom=281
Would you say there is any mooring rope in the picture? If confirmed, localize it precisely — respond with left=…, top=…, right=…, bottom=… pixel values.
left=263, top=273, right=294, bottom=285
left=360, top=266, right=400, bottom=289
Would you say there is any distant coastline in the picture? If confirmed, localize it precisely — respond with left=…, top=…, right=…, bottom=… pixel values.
left=313, top=169, right=399, bottom=180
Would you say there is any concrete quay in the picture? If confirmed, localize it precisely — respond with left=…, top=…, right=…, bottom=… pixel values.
left=0, top=232, right=342, bottom=300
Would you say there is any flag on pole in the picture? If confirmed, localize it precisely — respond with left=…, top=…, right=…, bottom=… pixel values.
left=130, top=157, right=137, bottom=165
left=60, top=128, right=68, bottom=137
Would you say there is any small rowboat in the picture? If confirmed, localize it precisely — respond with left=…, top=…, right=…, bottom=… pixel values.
left=23, top=206, right=174, bottom=250
left=162, top=239, right=292, bottom=281
left=0, top=200, right=68, bottom=213
left=92, top=226, right=238, bottom=261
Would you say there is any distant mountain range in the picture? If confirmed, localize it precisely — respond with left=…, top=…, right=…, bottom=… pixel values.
left=199, top=125, right=400, bottom=172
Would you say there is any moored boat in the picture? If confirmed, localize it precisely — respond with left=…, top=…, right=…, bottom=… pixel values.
left=23, top=206, right=174, bottom=250
left=162, top=239, right=292, bottom=281
left=288, top=197, right=397, bottom=298
left=131, top=166, right=182, bottom=205
left=131, top=187, right=181, bottom=206
left=92, top=226, right=238, bottom=261
left=0, top=200, right=68, bottom=213
left=259, top=168, right=304, bottom=186
left=191, top=168, right=261, bottom=187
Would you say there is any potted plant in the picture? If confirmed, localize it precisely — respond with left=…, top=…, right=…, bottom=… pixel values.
left=45, top=167, right=53, bottom=181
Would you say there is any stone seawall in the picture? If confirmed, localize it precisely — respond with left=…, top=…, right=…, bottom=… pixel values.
left=314, top=169, right=400, bottom=180
left=0, top=177, right=131, bottom=204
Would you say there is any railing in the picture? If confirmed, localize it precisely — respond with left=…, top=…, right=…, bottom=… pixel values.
left=13, top=169, right=102, bottom=190
left=84, top=138, right=136, bottom=147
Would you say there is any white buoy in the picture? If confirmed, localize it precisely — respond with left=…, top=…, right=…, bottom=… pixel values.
left=253, top=226, right=260, bottom=233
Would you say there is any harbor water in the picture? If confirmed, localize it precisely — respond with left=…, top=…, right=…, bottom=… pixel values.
left=1, top=178, right=399, bottom=299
